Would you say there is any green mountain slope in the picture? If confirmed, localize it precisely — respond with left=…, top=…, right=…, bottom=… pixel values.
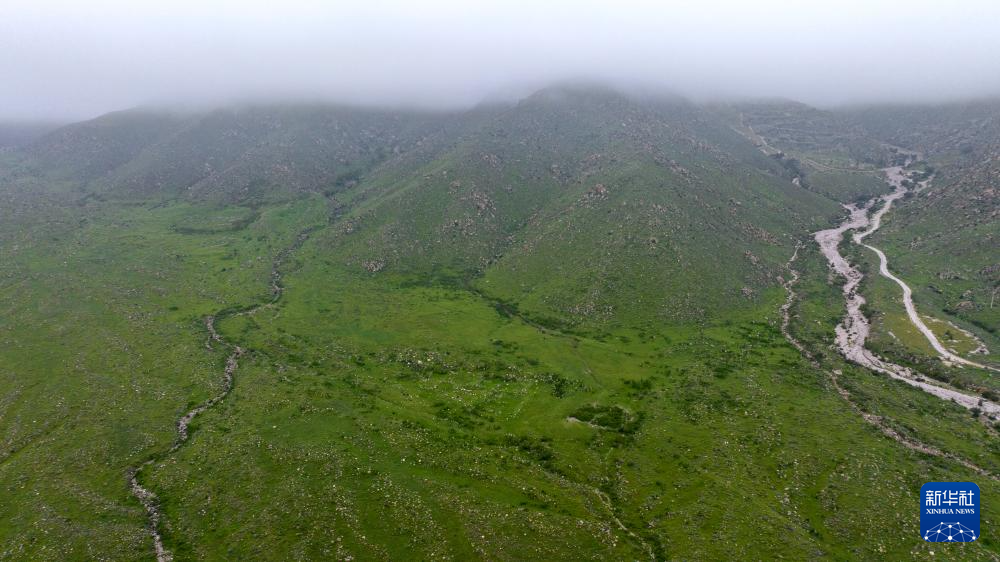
left=17, top=105, right=481, bottom=204
left=1, top=89, right=998, bottom=560
left=325, top=88, right=839, bottom=328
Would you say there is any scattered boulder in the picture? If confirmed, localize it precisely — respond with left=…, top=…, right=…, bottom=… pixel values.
left=362, top=259, right=385, bottom=273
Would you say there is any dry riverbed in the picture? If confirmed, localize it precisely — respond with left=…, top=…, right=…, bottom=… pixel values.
left=815, top=165, right=1000, bottom=418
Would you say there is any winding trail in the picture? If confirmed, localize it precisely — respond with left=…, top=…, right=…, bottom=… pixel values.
left=780, top=245, right=995, bottom=479
left=127, top=225, right=321, bottom=562
left=814, top=166, right=1000, bottom=418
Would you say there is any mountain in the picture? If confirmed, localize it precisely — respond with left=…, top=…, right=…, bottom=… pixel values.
left=323, top=87, right=838, bottom=327
left=10, top=88, right=842, bottom=327
left=18, top=105, right=467, bottom=203
left=844, top=98, right=1000, bottom=155
left=1, top=88, right=997, bottom=560
left=728, top=99, right=886, bottom=161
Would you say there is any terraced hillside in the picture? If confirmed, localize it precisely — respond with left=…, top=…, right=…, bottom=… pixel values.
left=1, top=88, right=998, bottom=560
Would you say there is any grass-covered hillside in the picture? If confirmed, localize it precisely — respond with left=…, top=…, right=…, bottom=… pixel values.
left=1, top=88, right=998, bottom=560
left=16, top=105, right=481, bottom=204
left=845, top=99, right=1000, bottom=156
left=725, top=100, right=897, bottom=168
left=326, top=87, right=840, bottom=329
left=717, top=101, right=898, bottom=205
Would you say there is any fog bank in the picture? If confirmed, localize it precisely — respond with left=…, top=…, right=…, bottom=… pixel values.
left=3, top=0, right=1000, bottom=120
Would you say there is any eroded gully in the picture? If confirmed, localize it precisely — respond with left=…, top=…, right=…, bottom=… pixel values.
left=127, top=226, right=319, bottom=562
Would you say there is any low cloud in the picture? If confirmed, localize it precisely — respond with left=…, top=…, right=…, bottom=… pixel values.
left=3, top=0, right=1000, bottom=119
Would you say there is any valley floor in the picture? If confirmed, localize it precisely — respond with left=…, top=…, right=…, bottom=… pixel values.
left=1, top=189, right=998, bottom=560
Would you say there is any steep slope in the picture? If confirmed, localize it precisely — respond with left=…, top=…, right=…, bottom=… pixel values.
left=711, top=101, right=896, bottom=205
left=845, top=98, right=1000, bottom=155
left=16, top=105, right=477, bottom=204
left=727, top=99, right=895, bottom=165
left=99, top=106, right=465, bottom=204
left=324, top=87, right=840, bottom=328
left=23, top=109, right=183, bottom=182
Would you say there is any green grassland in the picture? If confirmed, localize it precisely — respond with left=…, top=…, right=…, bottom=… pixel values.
left=0, top=196, right=329, bottom=559
left=1, top=91, right=998, bottom=560
left=804, top=169, right=890, bottom=204
left=854, top=248, right=1000, bottom=396
left=145, top=227, right=1000, bottom=559
left=1, top=191, right=996, bottom=560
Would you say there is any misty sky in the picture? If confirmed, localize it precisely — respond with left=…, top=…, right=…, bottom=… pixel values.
left=3, top=0, right=1000, bottom=120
